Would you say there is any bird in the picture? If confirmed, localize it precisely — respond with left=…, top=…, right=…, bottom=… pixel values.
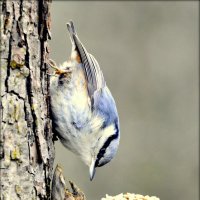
left=49, top=21, right=120, bottom=180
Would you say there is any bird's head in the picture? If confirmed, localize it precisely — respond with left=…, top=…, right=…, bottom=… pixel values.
left=84, top=120, right=120, bottom=180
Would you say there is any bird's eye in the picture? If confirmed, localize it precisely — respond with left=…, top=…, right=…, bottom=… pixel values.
left=98, top=148, right=106, bottom=158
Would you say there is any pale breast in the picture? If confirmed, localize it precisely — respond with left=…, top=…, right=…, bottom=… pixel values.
left=50, top=65, right=92, bottom=139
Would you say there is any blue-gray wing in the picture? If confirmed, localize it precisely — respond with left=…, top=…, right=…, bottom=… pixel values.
left=73, top=34, right=105, bottom=98
left=67, top=21, right=105, bottom=100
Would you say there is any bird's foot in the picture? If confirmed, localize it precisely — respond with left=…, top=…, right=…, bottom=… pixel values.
left=47, top=58, right=72, bottom=76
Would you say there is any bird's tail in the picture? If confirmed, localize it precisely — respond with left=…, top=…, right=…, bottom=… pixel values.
left=66, top=21, right=77, bottom=49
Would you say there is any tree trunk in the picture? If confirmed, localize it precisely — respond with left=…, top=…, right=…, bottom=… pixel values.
left=0, top=0, right=54, bottom=199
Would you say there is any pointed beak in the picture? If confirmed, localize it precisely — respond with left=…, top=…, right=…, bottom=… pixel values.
left=89, top=159, right=96, bottom=181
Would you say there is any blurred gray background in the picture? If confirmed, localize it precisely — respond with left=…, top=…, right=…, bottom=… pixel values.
left=49, top=1, right=199, bottom=200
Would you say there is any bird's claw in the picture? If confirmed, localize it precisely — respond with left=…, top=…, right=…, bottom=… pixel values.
left=47, top=58, right=72, bottom=76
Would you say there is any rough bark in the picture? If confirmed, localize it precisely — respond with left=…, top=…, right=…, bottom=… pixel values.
left=0, top=0, right=54, bottom=199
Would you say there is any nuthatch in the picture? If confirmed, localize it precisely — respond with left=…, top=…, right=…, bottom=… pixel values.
left=49, top=21, right=120, bottom=180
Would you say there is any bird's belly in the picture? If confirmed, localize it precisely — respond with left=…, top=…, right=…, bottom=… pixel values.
left=50, top=71, right=91, bottom=142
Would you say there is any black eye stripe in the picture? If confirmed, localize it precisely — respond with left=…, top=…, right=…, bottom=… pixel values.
left=95, top=121, right=119, bottom=167
left=95, top=134, right=118, bottom=167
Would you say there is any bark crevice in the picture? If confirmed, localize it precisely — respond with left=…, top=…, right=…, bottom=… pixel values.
left=4, top=7, right=13, bottom=93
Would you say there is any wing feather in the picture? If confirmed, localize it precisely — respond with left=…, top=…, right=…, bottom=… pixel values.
left=67, top=21, right=105, bottom=100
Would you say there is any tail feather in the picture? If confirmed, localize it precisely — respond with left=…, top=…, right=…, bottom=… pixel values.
left=66, top=21, right=76, bottom=35
left=66, top=21, right=77, bottom=49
